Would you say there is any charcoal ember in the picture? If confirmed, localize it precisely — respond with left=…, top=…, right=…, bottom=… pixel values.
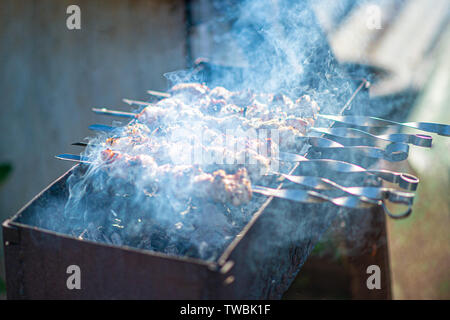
left=150, top=226, right=171, bottom=251
left=164, top=244, right=181, bottom=256
left=136, top=236, right=152, bottom=250
left=178, top=243, right=201, bottom=259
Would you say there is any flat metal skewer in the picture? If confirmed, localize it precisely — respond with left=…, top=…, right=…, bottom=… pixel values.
left=55, top=154, right=91, bottom=164
left=147, top=90, right=171, bottom=99
left=279, top=173, right=415, bottom=205
left=53, top=154, right=392, bottom=212
left=311, top=127, right=433, bottom=148
left=252, top=186, right=379, bottom=209
left=87, top=116, right=410, bottom=162
left=319, top=114, right=450, bottom=137
left=88, top=124, right=120, bottom=132
left=89, top=107, right=436, bottom=147
left=276, top=152, right=419, bottom=190
left=252, top=186, right=412, bottom=219
left=72, top=142, right=89, bottom=147
left=59, top=150, right=419, bottom=191
left=92, top=108, right=137, bottom=118
left=90, top=108, right=413, bottom=161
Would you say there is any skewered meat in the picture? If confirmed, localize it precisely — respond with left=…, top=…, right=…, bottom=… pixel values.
left=97, top=148, right=253, bottom=206
left=209, top=86, right=234, bottom=100
left=87, top=82, right=320, bottom=206
left=194, top=168, right=252, bottom=206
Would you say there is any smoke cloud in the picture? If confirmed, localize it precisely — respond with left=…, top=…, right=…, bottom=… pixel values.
left=22, top=0, right=379, bottom=262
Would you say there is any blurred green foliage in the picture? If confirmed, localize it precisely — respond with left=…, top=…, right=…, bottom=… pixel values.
left=0, top=163, right=13, bottom=185
left=0, top=278, right=5, bottom=294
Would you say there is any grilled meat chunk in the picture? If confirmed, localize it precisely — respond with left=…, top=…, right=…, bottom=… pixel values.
left=97, top=149, right=253, bottom=206
left=194, top=168, right=252, bottom=206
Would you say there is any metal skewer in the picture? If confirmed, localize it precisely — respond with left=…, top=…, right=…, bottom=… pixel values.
left=88, top=124, right=119, bottom=133
left=54, top=153, right=411, bottom=218
left=90, top=108, right=435, bottom=148
left=252, top=186, right=412, bottom=219
left=319, top=115, right=450, bottom=137
left=278, top=173, right=415, bottom=205
left=252, top=186, right=378, bottom=208
left=73, top=125, right=419, bottom=190
left=72, top=142, right=89, bottom=147
left=301, top=136, right=410, bottom=162
left=92, top=108, right=137, bottom=118
left=311, top=127, right=433, bottom=148
left=55, top=154, right=91, bottom=164
left=87, top=120, right=410, bottom=162
left=276, top=152, right=419, bottom=191
left=147, top=90, right=171, bottom=99
left=59, top=150, right=419, bottom=192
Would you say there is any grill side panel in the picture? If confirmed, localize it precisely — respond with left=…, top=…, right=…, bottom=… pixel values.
left=2, top=169, right=221, bottom=300
left=3, top=221, right=220, bottom=300
left=216, top=197, right=339, bottom=299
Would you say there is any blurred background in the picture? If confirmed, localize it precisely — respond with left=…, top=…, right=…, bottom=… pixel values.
left=0, top=0, right=448, bottom=299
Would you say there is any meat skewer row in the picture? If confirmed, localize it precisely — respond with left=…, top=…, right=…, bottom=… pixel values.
left=97, top=107, right=314, bottom=153
left=84, top=83, right=322, bottom=207
left=98, top=134, right=276, bottom=181
left=137, top=83, right=319, bottom=124
left=98, top=149, right=253, bottom=206
left=168, top=83, right=320, bottom=121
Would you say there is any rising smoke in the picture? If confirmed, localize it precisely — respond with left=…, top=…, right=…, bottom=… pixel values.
left=23, top=0, right=381, bottom=262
